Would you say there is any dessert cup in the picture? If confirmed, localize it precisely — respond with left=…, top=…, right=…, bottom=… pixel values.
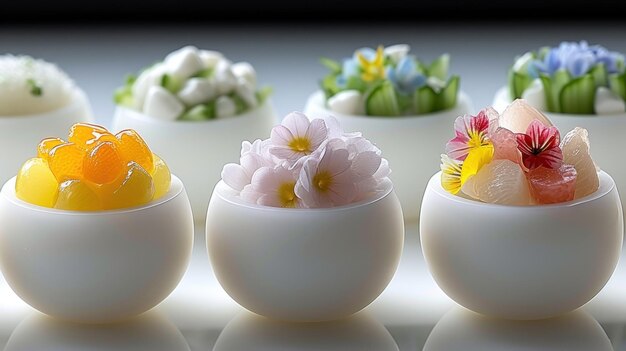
left=0, top=88, right=93, bottom=184
left=0, top=175, right=193, bottom=323
left=304, top=90, right=473, bottom=221
left=494, top=86, right=626, bottom=213
left=206, top=180, right=404, bottom=322
left=112, top=101, right=276, bottom=223
left=420, top=171, right=623, bottom=320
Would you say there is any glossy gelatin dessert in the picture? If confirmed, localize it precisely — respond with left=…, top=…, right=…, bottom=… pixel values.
left=16, top=123, right=171, bottom=210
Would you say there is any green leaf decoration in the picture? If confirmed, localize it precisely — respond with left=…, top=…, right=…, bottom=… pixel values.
left=321, top=74, right=341, bottom=99
left=538, top=74, right=554, bottom=112
left=508, top=70, right=533, bottom=100
left=365, top=80, right=400, bottom=116
left=547, top=69, right=572, bottom=112
left=345, top=75, right=368, bottom=92
left=590, top=63, right=608, bottom=87
left=194, top=68, right=213, bottom=78
left=26, top=78, right=43, bottom=96
left=256, top=86, right=273, bottom=104
left=180, top=102, right=216, bottom=121
left=230, top=93, right=248, bottom=114
left=609, top=73, right=626, bottom=100
left=438, top=75, right=460, bottom=111
left=414, top=86, right=437, bottom=114
left=320, top=57, right=342, bottom=74
left=428, top=54, right=450, bottom=81
left=160, top=74, right=183, bottom=93
left=559, top=74, right=595, bottom=114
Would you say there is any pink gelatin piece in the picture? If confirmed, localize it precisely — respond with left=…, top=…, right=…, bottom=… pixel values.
left=491, top=127, right=525, bottom=169
left=527, top=164, right=577, bottom=204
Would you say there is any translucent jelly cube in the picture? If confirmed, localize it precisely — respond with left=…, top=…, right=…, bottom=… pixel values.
left=110, top=162, right=155, bottom=209
left=16, top=158, right=59, bottom=207
left=68, top=122, right=118, bottom=150
left=527, top=165, right=577, bottom=204
left=37, top=137, right=65, bottom=161
left=462, top=159, right=533, bottom=206
left=48, top=143, right=85, bottom=182
left=151, top=153, right=171, bottom=199
left=55, top=180, right=102, bottom=211
left=561, top=128, right=599, bottom=199
left=83, top=141, right=124, bottom=184
left=116, top=129, right=154, bottom=173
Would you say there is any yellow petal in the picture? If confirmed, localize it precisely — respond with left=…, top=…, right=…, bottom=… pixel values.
left=460, top=145, right=494, bottom=185
left=440, top=154, right=463, bottom=194
left=375, top=45, right=384, bottom=65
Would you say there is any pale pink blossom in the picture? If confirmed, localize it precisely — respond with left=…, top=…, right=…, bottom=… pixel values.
left=269, top=112, right=328, bottom=162
left=222, top=139, right=274, bottom=191
left=250, top=165, right=302, bottom=208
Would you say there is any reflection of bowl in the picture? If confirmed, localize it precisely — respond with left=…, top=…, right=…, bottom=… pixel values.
left=0, top=88, right=93, bottom=185
left=0, top=175, right=193, bottom=323
left=112, top=101, right=277, bottom=223
left=213, top=311, right=398, bottom=351
left=206, top=181, right=404, bottom=322
left=423, top=307, right=612, bottom=351
left=304, top=90, right=473, bottom=221
left=494, top=86, right=626, bottom=214
left=420, top=171, right=623, bottom=320
left=4, top=311, right=190, bottom=351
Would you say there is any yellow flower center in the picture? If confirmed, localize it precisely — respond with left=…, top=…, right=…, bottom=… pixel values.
left=313, top=171, right=333, bottom=192
left=288, top=137, right=311, bottom=153
left=358, top=45, right=386, bottom=82
left=467, top=130, right=490, bottom=150
left=277, top=181, right=297, bottom=208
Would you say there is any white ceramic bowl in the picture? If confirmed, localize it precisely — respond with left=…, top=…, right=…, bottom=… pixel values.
left=0, top=175, right=194, bottom=323
left=206, top=181, right=404, bottom=322
left=494, top=86, right=626, bottom=214
left=304, top=90, right=473, bottom=221
left=420, top=171, right=623, bottom=320
left=423, top=307, right=612, bottom=351
left=4, top=311, right=190, bottom=351
left=112, top=101, right=277, bottom=223
left=213, top=311, right=399, bottom=351
left=0, top=88, right=93, bottom=185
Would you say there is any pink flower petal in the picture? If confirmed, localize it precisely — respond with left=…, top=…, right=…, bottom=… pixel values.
left=282, top=111, right=311, bottom=137
left=221, top=163, right=249, bottom=191
left=270, top=125, right=294, bottom=147
left=306, top=118, right=328, bottom=151
left=352, top=151, right=382, bottom=180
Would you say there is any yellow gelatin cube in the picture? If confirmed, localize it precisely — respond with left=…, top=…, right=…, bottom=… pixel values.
left=55, top=179, right=103, bottom=211
left=110, top=162, right=155, bottom=209
left=15, top=158, right=59, bottom=207
left=116, top=129, right=154, bottom=173
left=83, top=141, right=124, bottom=184
left=48, top=143, right=86, bottom=182
left=151, top=153, right=171, bottom=199
left=37, top=137, right=65, bottom=161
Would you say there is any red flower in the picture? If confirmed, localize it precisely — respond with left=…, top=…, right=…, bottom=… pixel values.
left=516, top=120, right=563, bottom=170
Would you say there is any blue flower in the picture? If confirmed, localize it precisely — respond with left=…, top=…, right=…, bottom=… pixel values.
left=528, top=41, right=625, bottom=78
left=386, top=57, right=426, bottom=95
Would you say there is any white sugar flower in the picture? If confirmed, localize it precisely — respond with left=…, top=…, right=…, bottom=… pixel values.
left=250, top=165, right=302, bottom=208
left=222, top=139, right=273, bottom=192
left=270, top=112, right=328, bottom=162
left=295, top=144, right=358, bottom=207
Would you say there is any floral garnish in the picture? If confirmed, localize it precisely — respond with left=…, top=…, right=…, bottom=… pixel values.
left=516, top=120, right=563, bottom=170
left=320, top=44, right=460, bottom=116
left=114, top=46, right=272, bottom=121
left=221, top=112, right=391, bottom=208
left=440, top=99, right=599, bottom=205
left=508, top=41, right=626, bottom=114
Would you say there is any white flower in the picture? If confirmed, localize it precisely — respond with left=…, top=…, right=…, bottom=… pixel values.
left=222, top=139, right=274, bottom=192
left=295, top=144, right=358, bottom=207
left=327, top=90, right=364, bottom=115
left=383, top=44, right=411, bottom=64
left=250, top=165, right=302, bottom=208
left=143, top=85, right=184, bottom=121
left=269, top=112, right=328, bottom=162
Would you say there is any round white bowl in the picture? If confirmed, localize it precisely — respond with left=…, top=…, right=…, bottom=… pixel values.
left=4, top=311, right=190, bottom=351
left=112, top=101, right=277, bottom=223
left=494, top=86, right=626, bottom=214
left=206, top=181, right=404, bottom=322
left=304, top=90, right=473, bottom=221
left=213, top=311, right=399, bottom=351
left=423, top=307, right=612, bottom=351
left=420, top=171, right=623, bottom=320
left=0, top=175, right=194, bottom=323
left=0, top=88, right=93, bottom=185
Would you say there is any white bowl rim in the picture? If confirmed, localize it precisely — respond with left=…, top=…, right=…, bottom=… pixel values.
left=495, top=85, right=626, bottom=118
left=213, top=179, right=394, bottom=213
left=428, top=170, right=615, bottom=210
left=115, top=99, right=273, bottom=127
left=0, top=87, right=88, bottom=120
left=308, top=89, right=472, bottom=121
left=0, top=174, right=185, bottom=216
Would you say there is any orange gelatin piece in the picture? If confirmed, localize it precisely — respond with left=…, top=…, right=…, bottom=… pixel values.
left=48, top=143, right=86, bottom=182
left=37, top=137, right=65, bottom=161
left=83, top=141, right=125, bottom=184
left=116, top=129, right=154, bottom=172
left=68, top=122, right=118, bottom=150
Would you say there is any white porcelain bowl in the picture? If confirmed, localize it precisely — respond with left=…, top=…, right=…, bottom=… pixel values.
left=213, top=311, right=399, bottom=351
left=0, top=88, right=93, bottom=185
left=304, top=90, right=473, bottom=221
left=4, top=311, right=190, bottom=351
left=112, top=101, right=277, bottom=223
left=420, top=171, right=623, bottom=320
left=494, top=86, right=626, bottom=214
left=206, top=181, right=404, bottom=322
left=423, top=307, right=612, bottom=351
left=0, top=175, right=194, bottom=323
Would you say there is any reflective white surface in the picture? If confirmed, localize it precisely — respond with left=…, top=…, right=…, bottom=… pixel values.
left=1, top=23, right=626, bottom=349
